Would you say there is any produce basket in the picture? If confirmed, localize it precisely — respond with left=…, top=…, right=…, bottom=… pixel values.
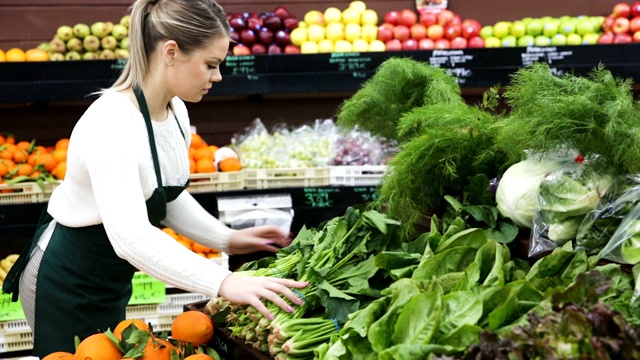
left=243, top=167, right=330, bottom=189
left=329, top=165, right=387, bottom=186
left=188, top=172, right=244, bottom=194
left=0, top=182, right=47, bottom=205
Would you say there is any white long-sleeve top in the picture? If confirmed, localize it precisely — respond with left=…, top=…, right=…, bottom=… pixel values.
left=39, top=90, right=234, bottom=297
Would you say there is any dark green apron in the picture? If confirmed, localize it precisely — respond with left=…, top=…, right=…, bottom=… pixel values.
left=3, top=88, right=189, bottom=356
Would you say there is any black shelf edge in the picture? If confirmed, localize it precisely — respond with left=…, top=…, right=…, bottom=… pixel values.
left=2, top=44, right=640, bottom=103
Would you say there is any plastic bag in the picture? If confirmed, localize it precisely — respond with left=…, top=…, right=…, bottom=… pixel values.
left=331, top=125, right=398, bottom=165
left=529, top=153, right=614, bottom=258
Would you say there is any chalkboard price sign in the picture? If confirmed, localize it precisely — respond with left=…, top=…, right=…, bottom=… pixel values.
left=224, top=55, right=261, bottom=79
left=353, top=186, right=379, bottom=203
left=329, top=52, right=374, bottom=78
left=303, top=187, right=341, bottom=208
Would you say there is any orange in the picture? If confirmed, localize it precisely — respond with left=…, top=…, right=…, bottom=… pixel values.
left=42, top=352, right=74, bottom=360
left=13, top=149, right=27, bottom=164
left=5, top=48, right=26, bottom=62
left=141, top=337, right=178, bottom=360
left=36, top=152, right=57, bottom=172
left=25, top=48, right=49, bottom=61
left=52, top=149, right=67, bottom=163
left=190, top=133, right=206, bottom=149
left=194, top=147, right=214, bottom=161
left=218, top=158, right=242, bottom=172
left=189, top=158, right=196, bottom=174
left=55, top=138, right=70, bottom=151
left=73, top=333, right=122, bottom=360
left=208, top=145, right=220, bottom=156
left=0, top=162, right=8, bottom=178
left=0, top=134, right=5, bottom=145
left=0, top=180, right=13, bottom=194
left=113, top=318, right=150, bottom=340
left=16, top=141, right=31, bottom=152
left=29, top=170, right=42, bottom=179
left=191, top=242, right=211, bottom=254
left=0, top=49, right=5, bottom=62
left=5, top=136, right=15, bottom=145
left=52, top=161, right=67, bottom=180
left=0, top=149, right=12, bottom=161
left=184, top=354, right=214, bottom=360
left=195, top=157, right=215, bottom=173
left=16, top=163, right=34, bottom=177
left=170, top=311, right=214, bottom=345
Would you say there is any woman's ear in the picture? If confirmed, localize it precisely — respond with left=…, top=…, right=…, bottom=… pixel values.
left=162, top=40, right=179, bottom=64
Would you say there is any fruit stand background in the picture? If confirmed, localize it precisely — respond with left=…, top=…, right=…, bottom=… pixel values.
left=0, top=0, right=630, bottom=148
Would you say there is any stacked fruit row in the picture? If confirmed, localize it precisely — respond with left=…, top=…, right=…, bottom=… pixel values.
left=161, top=227, right=223, bottom=259
left=228, top=6, right=300, bottom=55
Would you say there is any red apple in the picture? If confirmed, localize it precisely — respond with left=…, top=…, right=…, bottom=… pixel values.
left=275, top=29, right=291, bottom=45
left=449, top=14, right=462, bottom=26
left=427, top=24, right=444, bottom=40
left=612, top=17, right=630, bottom=34
left=284, top=44, right=301, bottom=54
left=263, top=15, right=282, bottom=30
left=437, top=10, right=455, bottom=26
left=418, top=38, right=435, bottom=50
left=240, top=29, right=256, bottom=45
left=232, top=43, right=251, bottom=55
left=229, top=16, right=246, bottom=30
left=410, top=23, right=428, bottom=40
left=258, top=28, right=275, bottom=44
left=612, top=2, right=632, bottom=19
left=402, top=38, right=419, bottom=50
left=273, top=6, right=290, bottom=20
left=614, top=32, right=633, bottom=43
left=378, top=25, right=394, bottom=43
left=385, top=39, right=403, bottom=51
left=251, top=43, right=266, bottom=55
left=450, top=36, right=468, bottom=49
left=632, top=1, right=640, bottom=17
left=420, top=12, right=437, bottom=27
left=398, top=9, right=418, bottom=27
left=230, top=29, right=240, bottom=43
left=603, top=15, right=615, bottom=32
left=393, top=25, right=411, bottom=41
left=444, top=23, right=462, bottom=40
left=467, top=36, right=485, bottom=48
left=630, top=16, right=640, bottom=32
left=283, top=16, right=299, bottom=30
left=267, top=43, right=282, bottom=54
left=246, top=17, right=263, bottom=32
left=633, top=30, right=640, bottom=42
left=383, top=11, right=400, bottom=26
left=598, top=31, right=615, bottom=44
left=434, top=38, right=451, bottom=49
left=461, top=19, right=482, bottom=39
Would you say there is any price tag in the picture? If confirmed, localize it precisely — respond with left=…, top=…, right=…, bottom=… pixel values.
left=128, top=273, right=166, bottom=305
left=0, top=291, right=26, bottom=322
left=223, top=55, right=261, bottom=79
left=329, top=53, right=374, bottom=78
left=428, top=49, right=474, bottom=84
left=303, top=187, right=341, bottom=208
left=353, top=186, right=380, bottom=203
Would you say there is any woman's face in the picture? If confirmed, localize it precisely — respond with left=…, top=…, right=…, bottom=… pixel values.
left=169, top=35, right=230, bottom=102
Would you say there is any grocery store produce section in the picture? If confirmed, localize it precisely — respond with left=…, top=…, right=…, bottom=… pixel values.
left=3, top=0, right=640, bottom=359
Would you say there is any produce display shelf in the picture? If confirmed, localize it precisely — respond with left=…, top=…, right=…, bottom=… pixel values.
left=243, top=167, right=331, bottom=189
left=329, top=165, right=387, bottom=186
left=0, top=331, right=32, bottom=354
left=0, top=182, right=48, bottom=205
left=188, top=172, right=245, bottom=194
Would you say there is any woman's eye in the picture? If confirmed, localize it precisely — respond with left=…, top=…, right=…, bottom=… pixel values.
left=208, top=64, right=218, bottom=70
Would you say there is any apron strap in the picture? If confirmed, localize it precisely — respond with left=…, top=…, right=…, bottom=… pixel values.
left=133, top=87, right=164, bottom=189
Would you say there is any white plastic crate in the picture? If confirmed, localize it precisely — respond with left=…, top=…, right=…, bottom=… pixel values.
left=126, top=293, right=209, bottom=318
left=0, top=330, right=33, bottom=353
left=0, top=319, right=30, bottom=334
left=329, top=165, right=387, bottom=186
left=0, top=182, right=46, bottom=205
left=42, top=180, right=62, bottom=201
left=188, top=172, right=244, bottom=193
left=138, top=314, right=178, bottom=333
left=244, top=168, right=330, bottom=189
left=210, top=251, right=229, bottom=270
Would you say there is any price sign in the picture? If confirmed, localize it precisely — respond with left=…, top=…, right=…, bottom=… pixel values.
left=428, top=49, right=474, bottom=84
left=128, top=272, right=166, bottom=305
left=223, top=55, right=261, bottom=80
left=329, top=53, right=374, bottom=78
left=110, top=58, right=127, bottom=71
left=0, top=291, right=25, bottom=322
left=303, top=187, right=342, bottom=208
left=353, top=186, right=380, bottom=203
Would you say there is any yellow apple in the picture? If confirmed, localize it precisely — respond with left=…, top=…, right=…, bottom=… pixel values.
left=349, top=1, right=367, bottom=14
left=307, top=24, right=326, bottom=42
left=304, top=10, right=325, bottom=26
left=368, top=39, right=386, bottom=51
left=290, top=27, right=308, bottom=46
left=360, top=9, right=378, bottom=26
left=297, top=21, right=308, bottom=29
left=345, top=23, right=361, bottom=42
left=334, top=39, right=354, bottom=52
left=352, top=39, right=369, bottom=52
left=318, top=39, right=334, bottom=53
left=324, top=7, right=342, bottom=24
left=325, top=22, right=345, bottom=42
left=300, top=41, right=319, bottom=54
left=361, top=24, right=378, bottom=42
left=342, top=8, right=361, bottom=25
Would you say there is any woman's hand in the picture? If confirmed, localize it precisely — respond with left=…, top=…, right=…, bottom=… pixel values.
left=218, top=273, right=308, bottom=320
left=227, top=225, right=292, bottom=254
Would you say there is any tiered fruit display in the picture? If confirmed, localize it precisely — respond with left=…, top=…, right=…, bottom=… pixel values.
left=379, top=8, right=485, bottom=50
left=480, top=15, right=604, bottom=47
left=227, top=6, right=300, bottom=55
left=599, top=1, right=640, bottom=43
left=44, top=15, right=131, bottom=60
left=0, top=47, right=50, bottom=62
left=290, top=1, right=385, bottom=53
left=0, top=134, right=68, bottom=191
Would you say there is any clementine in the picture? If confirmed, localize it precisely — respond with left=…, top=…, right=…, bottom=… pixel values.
left=42, top=352, right=74, bottom=360
left=170, top=311, right=214, bottom=345
left=73, top=333, right=122, bottom=360
left=183, top=354, right=214, bottom=360
left=0, top=49, right=5, bottom=62
left=195, top=157, right=216, bottom=173
left=113, top=318, right=150, bottom=340
left=52, top=161, right=67, bottom=180
left=5, top=48, right=26, bottom=62
left=190, top=133, right=206, bottom=149
left=55, top=138, right=70, bottom=151
left=194, top=147, right=214, bottom=161
left=25, top=48, right=49, bottom=61
left=141, top=337, right=178, bottom=360
left=36, top=152, right=57, bottom=172
left=218, top=158, right=242, bottom=172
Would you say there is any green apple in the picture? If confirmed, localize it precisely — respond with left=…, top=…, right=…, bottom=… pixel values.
left=484, top=36, right=502, bottom=48
left=543, top=21, right=559, bottom=37
left=558, top=20, right=577, bottom=35
left=479, top=25, right=494, bottom=39
left=558, top=15, right=573, bottom=23
left=534, top=35, right=551, bottom=46
left=526, top=20, right=544, bottom=36
left=502, top=35, right=517, bottom=47
left=493, top=21, right=511, bottom=39
left=566, top=33, right=582, bottom=45
left=551, top=33, right=567, bottom=45
left=517, top=35, right=535, bottom=47
left=582, top=33, right=600, bottom=45
left=590, top=16, right=605, bottom=29
left=510, top=21, right=527, bottom=38
left=521, top=17, right=534, bottom=25
left=576, top=20, right=595, bottom=36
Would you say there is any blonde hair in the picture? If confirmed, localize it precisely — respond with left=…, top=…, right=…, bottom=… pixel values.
left=109, top=0, right=230, bottom=92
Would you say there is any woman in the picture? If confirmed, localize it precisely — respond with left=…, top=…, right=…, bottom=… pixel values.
left=3, top=0, right=306, bottom=355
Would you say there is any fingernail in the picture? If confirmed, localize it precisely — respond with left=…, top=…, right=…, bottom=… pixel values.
left=296, top=298, right=303, bottom=305
left=286, top=306, right=294, bottom=312
left=263, top=240, right=274, bottom=245
left=303, top=282, right=309, bottom=286
left=268, top=313, right=274, bottom=320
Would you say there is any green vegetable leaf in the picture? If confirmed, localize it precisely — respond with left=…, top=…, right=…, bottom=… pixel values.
left=391, top=290, right=442, bottom=345
left=412, top=246, right=478, bottom=281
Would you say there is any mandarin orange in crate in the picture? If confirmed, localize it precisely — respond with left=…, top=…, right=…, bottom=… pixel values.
left=162, top=227, right=229, bottom=269
left=187, top=132, right=244, bottom=193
